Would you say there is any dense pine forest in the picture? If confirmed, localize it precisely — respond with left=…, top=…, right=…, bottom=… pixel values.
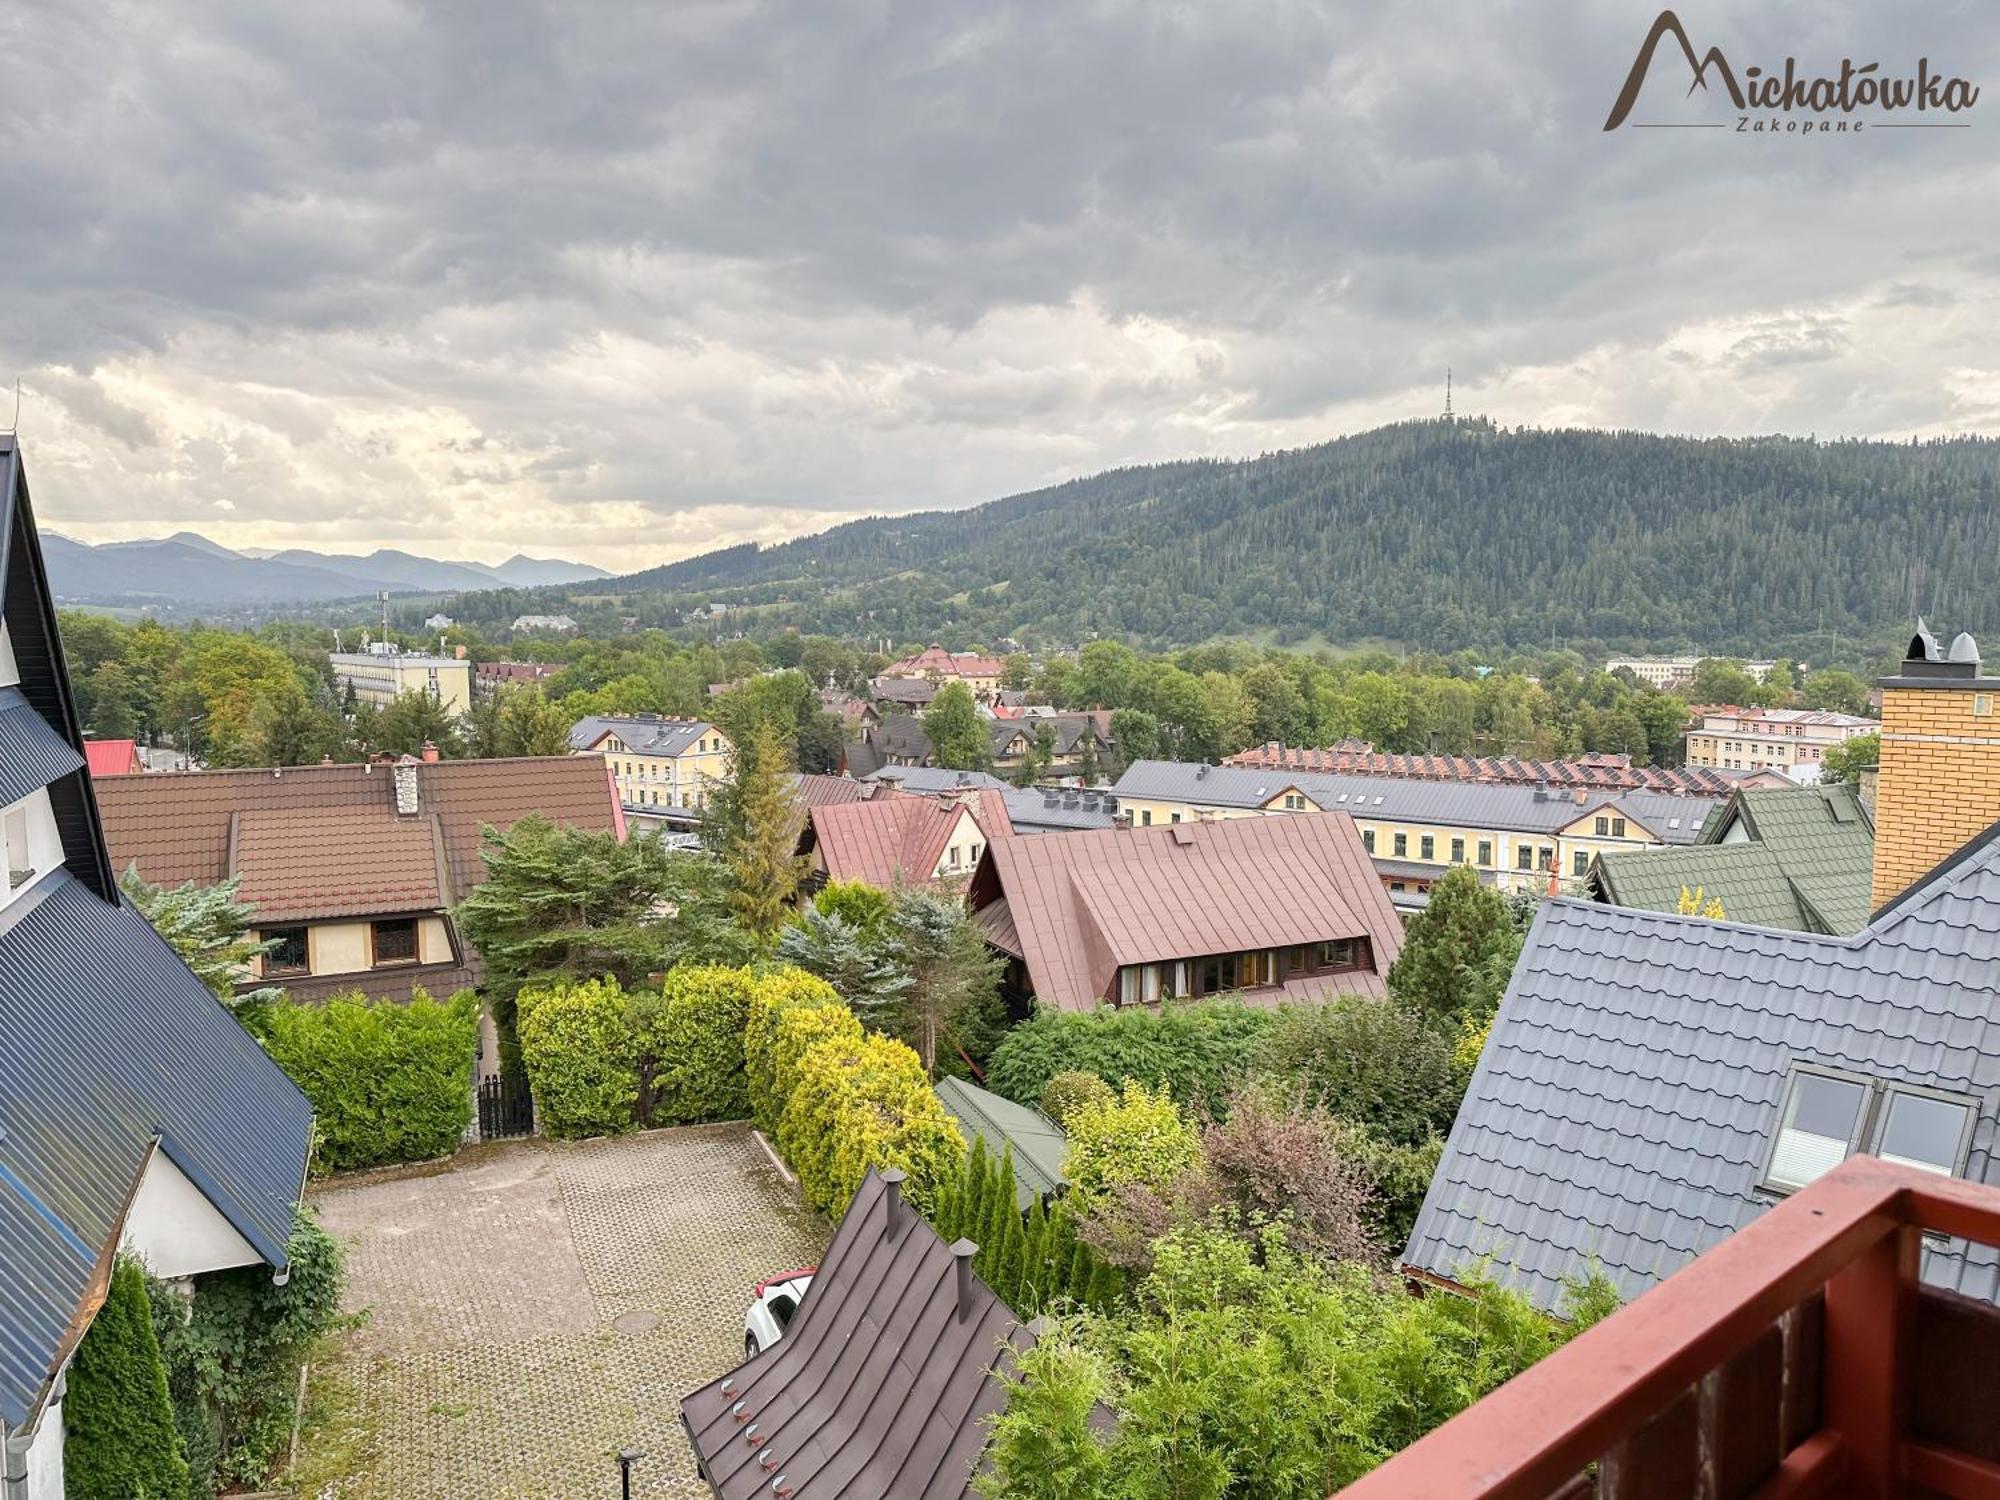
left=535, top=420, right=2000, bottom=655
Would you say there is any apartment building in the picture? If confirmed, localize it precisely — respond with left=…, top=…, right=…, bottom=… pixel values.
left=1684, top=706, right=1878, bottom=777
left=1112, top=760, right=1720, bottom=896
left=329, top=644, right=474, bottom=715
left=1606, top=654, right=1780, bottom=688
left=570, top=713, right=733, bottom=827
left=879, top=644, right=1005, bottom=701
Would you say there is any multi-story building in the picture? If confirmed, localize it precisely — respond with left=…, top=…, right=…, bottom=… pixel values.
left=474, top=659, right=563, bottom=699
left=329, top=645, right=473, bottom=715
left=1225, top=741, right=1775, bottom=797
left=1606, top=654, right=1781, bottom=688
left=1112, top=760, right=1722, bottom=898
left=879, top=644, right=1006, bottom=702
left=570, top=713, right=733, bottom=831
left=1684, top=706, right=1878, bottom=777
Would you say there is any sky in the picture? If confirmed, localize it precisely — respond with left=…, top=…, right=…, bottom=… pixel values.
left=4, top=0, right=1997, bottom=569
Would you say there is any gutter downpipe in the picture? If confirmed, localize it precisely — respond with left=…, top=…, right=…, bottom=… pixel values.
left=4, top=1422, right=33, bottom=1500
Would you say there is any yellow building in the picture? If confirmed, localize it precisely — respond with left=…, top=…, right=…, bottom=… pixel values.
left=1685, top=707, right=1877, bottom=775
left=1112, top=761, right=1717, bottom=898
left=1870, top=622, right=2000, bottom=908
left=329, top=647, right=473, bottom=715
left=570, top=714, right=734, bottom=822
left=880, top=644, right=1006, bottom=702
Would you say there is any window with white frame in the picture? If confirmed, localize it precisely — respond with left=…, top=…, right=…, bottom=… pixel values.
left=1764, top=1065, right=1976, bottom=1193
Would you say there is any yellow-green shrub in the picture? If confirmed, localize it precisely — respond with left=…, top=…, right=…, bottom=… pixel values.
left=518, top=977, right=638, bottom=1139
left=744, top=967, right=846, bottom=1133
left=777, top=1031, right=965, bottom=1216
left=634, top=964, right=761, bottom=1124
left=760, top=988, right=863, bottom=1138
left=1063, top=1080, right=1202, bottom=1208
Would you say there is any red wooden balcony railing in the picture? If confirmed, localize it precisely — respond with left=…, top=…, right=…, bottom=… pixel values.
left=1340, top=1157, right=2000, bottom=1500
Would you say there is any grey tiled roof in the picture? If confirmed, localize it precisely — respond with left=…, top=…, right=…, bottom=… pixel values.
left=1001, top=786, right=1119, bottom=832
left=1112, top=761, right=1718, bottom=844
left=568, top=714, right=716, bottom=756
left=1404, top=823, right=2000, bottom=1312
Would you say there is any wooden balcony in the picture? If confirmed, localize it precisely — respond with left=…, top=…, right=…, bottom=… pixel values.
left=1341, top=1157, right=2000, bottom=1500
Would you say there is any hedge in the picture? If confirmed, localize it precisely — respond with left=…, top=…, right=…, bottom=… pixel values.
left=635, top=964, right=761, bottom=1124
left=247, top=988, right=478, bottom=1172
left=518, top=977, right=639, bottom=1138
left=744, top=967, right=847, bottom=1134
left=1062, top=1080, right=1203, bottom=1208
left=776, top=1030, right=965, bottom=1216
left=65, top=1257, right=192, bottom=1500
left=985, top=1000, right=1277, bottom=1116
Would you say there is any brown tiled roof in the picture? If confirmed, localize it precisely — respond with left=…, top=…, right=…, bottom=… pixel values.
left=809, top=792, right=1007, bottom=889
left=682, top=1170, right=1029, bottom=1500
left=967, top=812, right=1403, bottom=1012
left=1223, top=741, right=1765, bottom=796
left=791, top=773, right=882, bottom=809
left=231, top=808, right=447, bottom=923
left=94, top=756, right=620, bottom=923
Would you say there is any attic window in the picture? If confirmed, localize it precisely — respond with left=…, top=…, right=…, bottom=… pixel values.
left=1764, top=1067, right=1977, bottom=1193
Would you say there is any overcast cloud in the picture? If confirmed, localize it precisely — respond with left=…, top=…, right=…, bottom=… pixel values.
left=2, top=0, right=1996, bottom=567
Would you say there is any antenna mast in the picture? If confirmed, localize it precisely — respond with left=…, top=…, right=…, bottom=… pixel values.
left=1443, top=368, right=1454, bottom=422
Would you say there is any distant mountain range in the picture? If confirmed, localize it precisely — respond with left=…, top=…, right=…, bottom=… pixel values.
left=41, top=531, right=610, bottom=605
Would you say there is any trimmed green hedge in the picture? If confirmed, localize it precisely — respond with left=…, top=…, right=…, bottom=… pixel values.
left=519, top=977, right=639, bottom=1139
left=776, top=1030, right=964, bottom=1216
left=635, top=964, right=761, bottom=1125
left=247, top=988, right=479, bottom=1173
left=985, top=1000, right=1277, bottom=1115
left=65, top=1257, right=192, bottom=1500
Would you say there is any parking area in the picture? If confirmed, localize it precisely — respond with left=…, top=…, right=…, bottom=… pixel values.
left=304, top=1125, right=825, bottom=1499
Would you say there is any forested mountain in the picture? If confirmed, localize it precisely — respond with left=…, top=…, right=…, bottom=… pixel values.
left=594, top=420, right=2000, bottom=654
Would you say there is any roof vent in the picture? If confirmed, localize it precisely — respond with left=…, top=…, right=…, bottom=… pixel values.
left=1909, top=617, right=1942, bottom=663
left=1171, top=825, right=1195, bottom=847
left=881, top=1168, right=907, bottom=1238
left=392, top=760, right=421, bottom=816
left=1195, top=764, right=1210, bottom=779
left=1949, top=631, right=1981, bottom=666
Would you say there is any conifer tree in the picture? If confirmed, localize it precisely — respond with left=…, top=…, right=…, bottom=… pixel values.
left=726, top=719, right=808, bottom=942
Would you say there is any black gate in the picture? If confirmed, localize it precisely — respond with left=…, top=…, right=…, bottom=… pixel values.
left=477, top=1068, right=535, bottom=1139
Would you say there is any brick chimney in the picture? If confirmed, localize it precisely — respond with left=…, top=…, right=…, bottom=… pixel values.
left=1870, top=620, right=2000, bottom=908
left=420, top=740, right=441, bottom=764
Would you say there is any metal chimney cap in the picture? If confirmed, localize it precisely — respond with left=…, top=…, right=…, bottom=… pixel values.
left=1949, top=631, right=1981, bottom=665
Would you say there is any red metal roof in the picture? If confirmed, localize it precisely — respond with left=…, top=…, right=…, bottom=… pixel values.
left=82, top=738, right=140, bottom=776
left=968, top=812, right=1403, bottom=1011
left=809, top=790, right=1008, bottom=888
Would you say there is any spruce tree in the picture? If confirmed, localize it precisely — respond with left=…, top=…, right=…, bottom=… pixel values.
left=725, top=719, right=808, bottom=942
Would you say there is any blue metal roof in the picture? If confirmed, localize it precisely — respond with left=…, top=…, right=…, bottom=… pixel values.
left=0, top=439, right=314, bottom=1427
left=0, top=686, right=84, bottom=805
left=0, top=872, right=315, bottom=1424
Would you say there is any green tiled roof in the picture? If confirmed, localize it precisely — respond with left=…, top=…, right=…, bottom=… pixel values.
left=1589, top=782, right=1873, bottom=933
left=935, top=1076, right=1068, bottom=1208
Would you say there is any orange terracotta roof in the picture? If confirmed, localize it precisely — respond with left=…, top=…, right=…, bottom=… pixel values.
left=967, top=813, right=1403, bottom=1012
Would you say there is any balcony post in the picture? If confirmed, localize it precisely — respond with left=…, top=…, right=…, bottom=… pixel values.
left=1821, top=1220, right=1918, bottom=1498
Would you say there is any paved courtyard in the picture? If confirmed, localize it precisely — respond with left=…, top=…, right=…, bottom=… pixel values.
left=304, top=1125, right=824, bottom=1499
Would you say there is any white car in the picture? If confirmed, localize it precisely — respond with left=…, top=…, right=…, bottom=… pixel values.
left=743, top=1267, right=815, bottom=1356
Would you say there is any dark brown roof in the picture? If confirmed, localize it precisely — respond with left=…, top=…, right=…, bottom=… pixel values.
left=94, top=756, right=621, bottom=923
left=681, top=1170, right=1029, bottom=1500
left=1223, top=741, right=1775, bottom=796
left=968, top=812, right=1404, bottom=1011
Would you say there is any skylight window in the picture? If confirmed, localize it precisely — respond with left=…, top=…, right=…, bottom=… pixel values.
left=1764, top=1066, right=1977, bottom=1193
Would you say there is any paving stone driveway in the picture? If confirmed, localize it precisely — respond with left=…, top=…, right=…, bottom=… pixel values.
left=309, top=1125, right=824, bottom=1499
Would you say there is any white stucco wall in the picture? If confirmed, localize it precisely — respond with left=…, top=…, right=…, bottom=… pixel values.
left=0, top=788, right=65, bottom=918
left=0, top=619, right=18, bottom=688
left=9, top=1394, right=65, bottom=1500
left=120, top=1150, right=261, bottom=1281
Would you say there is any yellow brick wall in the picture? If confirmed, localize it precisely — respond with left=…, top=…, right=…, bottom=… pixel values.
left=1871, top=685, right=2000, bottom=908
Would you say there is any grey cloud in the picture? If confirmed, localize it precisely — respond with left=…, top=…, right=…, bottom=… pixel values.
left=1, top=0, right=1996, bottom=563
